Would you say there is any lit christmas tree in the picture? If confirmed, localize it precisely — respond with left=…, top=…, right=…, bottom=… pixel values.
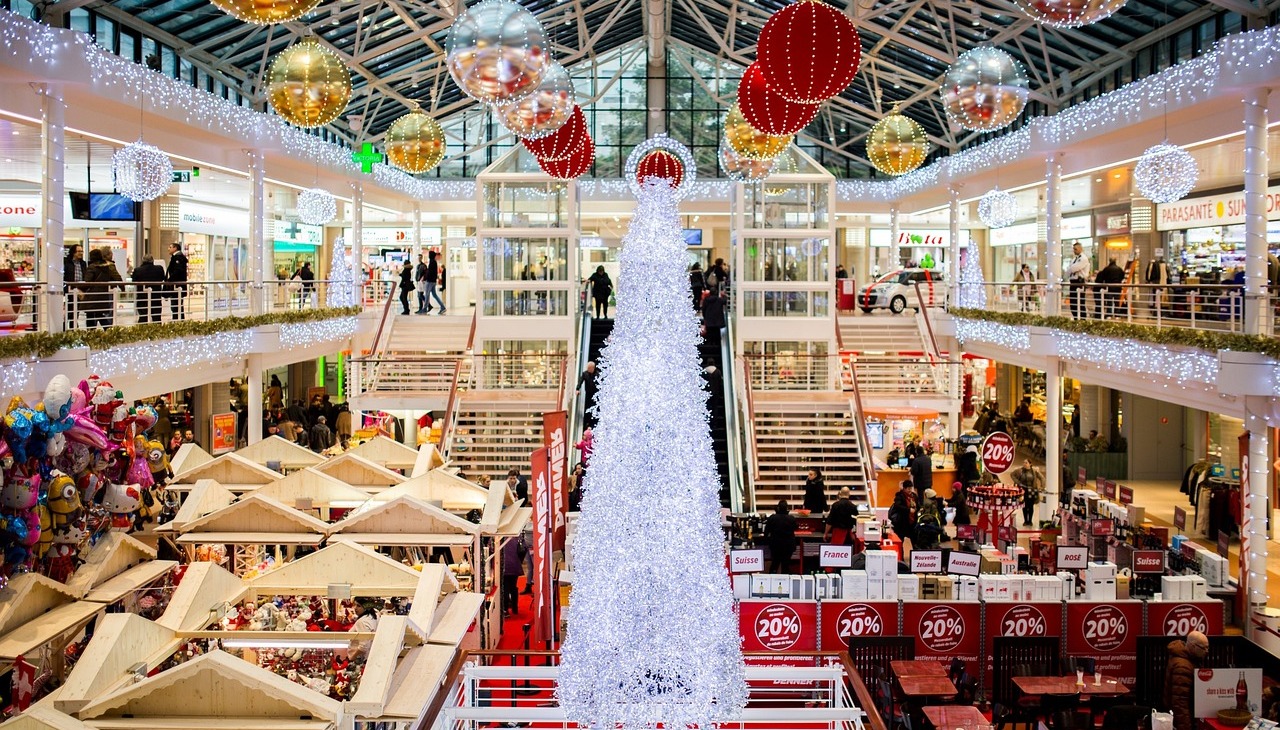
left=557, top=179, right=747, bottom=729
left=957, top=240, right=987, bottom=308
left=326, top=237, right=357, bottom=308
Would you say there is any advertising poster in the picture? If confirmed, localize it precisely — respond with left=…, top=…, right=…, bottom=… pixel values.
left=983, top=602, right=1063, bottom=689
left=1064, top=601, right=1144, bottom=686
left=819, top=601, right=899, bottom=649
left=739, top=600, right=820, bottom=690
left=902, top=601, right=982, bottom=674
left=1145, top=601, right=1225, bottom=637
left=210, top=412, right=237, bottom=454
left=529, top=446, right=555, bottom=644
left=542, top=410, right=567, bottom=551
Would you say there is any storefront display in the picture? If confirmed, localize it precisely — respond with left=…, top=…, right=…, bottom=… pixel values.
left=868, top=228, right=962, bottom=274
left=1157, top=185, right=1280, bottom=282
left=990, top=216, right=1091, bottom=281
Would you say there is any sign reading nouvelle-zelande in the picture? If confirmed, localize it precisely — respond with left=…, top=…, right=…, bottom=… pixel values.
left=820, top=544, right=854, bottom=568
left=981, top=432, right=1015, bottom=474
left=730, top=549, right=765, bottom=573
left=910, top=549, right=944, bottom=573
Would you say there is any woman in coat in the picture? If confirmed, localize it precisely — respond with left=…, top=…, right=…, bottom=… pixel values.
left=398, top=261, right=414, bottom=314
left=84, top=247, right=122, bottom=328
left=586, top=265, right=613, bottom=319
left=802, top=467, right=828, bottom=514
left=764, top=500, right=798, bottom=574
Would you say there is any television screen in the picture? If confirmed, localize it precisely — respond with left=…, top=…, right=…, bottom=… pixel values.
left=89, top=193, right=139, bottom=221
left=682, top=228, right=702, bottom=246
left=68, top=192, right=91, bottom=221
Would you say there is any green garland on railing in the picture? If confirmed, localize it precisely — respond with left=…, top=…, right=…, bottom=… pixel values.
left=950, top=308, right=1280, bottom=359
left=0, top=307, right=363, bottom=361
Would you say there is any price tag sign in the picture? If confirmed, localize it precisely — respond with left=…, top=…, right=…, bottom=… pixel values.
left=910, top=549, right=944, bottom=573
left=1095, top=476, right=1106, bottom=493
left=1090, top=518, right=1114, bottom=537
left=1132, top=550, right=1165, bottom=573
left=947, top=551, right=982, bottom=577
left=1173, top=506, right=1187, bottom=531
left=1217, top=532, right=1230, bottom=558
left=981, top=432, right=1016, bottom=474
left=956, top=524, right=977, bottom=541
left=1057, top=546, right=1089, bottom=569
left=820, top=544, right=853, bottom=568
left=1118, top=485, right=1134, bottom=505
left=730, top=549, right=764, bottom=573
left=1100, top=481, right=1117, bottom=500
left=1077, top=467, right=1087, bottom=487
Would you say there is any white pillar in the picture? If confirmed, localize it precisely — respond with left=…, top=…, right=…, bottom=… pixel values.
left=1043, top=356, right=1062, bottom=521
left=1243, top=89, right=1269, bottom=336
left=1043, top=155, right=1063, bottom=317
left=351, top=184, right=364, bottom=305
left=948, top=187, right=961, bottom=305
left=1243, top=404, right=1269, bottom=624
left=889, top=204, right=901, bottom=271
left=247, top=150, right=266, bottom=315
left=411, top=203, right=422, bottom=309
left=247, top=353, right=263, bottom=443
left=40, top=84, right=65, bottom=333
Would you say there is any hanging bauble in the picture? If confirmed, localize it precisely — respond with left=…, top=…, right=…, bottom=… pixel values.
left=625, top=135, right=697, bottom=200
left=757, top=0, right=862, bottom=104
left=737, top=63, right=820, bottom=136
left=724, top=103, right=792, bottom=161
left=210, top=0, right=319, bottom=24
left=297, top=188, right=337, bottom=225
left=1134, top=143, right=1199, bottom=204
left=539, top=136, right=595, bottom=180
left=522, top=105, right=589, bottom=161
left=635, top=150, right=685, bottom=190
left=446, top=0, right=549, bottom=104
left=495, top=62, right=575, bottom=140
left=266, top=37, right=351, bottom=128
left=866, top=110, right=928, bottom=176
left=112, top=140, right=173, bottom=202
left=385, top=109, right=446, bottom=174
left=1010, top=0, right=1127, bottom=26
left=765, top=147, right=798, bottom=196
left=941, top=47, right=1029, bottom=132
left=719, top=143, right=774, bottom=183
left=977, top=187, right=1018, bottom=229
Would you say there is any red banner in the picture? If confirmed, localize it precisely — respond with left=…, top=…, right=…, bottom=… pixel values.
left=542, top=410, right=568, bottom=551
left=11, top=655, right=35, bottom=712
left=1146, top=601, right=1225, bottom=637
left=902, top=601, right=982, bottom=675
left=740, top=600, right=819, bottom=652
left=820, top=601, right=899, bottom=649
left=530, top=446, right=555, bottom=644
left=984, top=602, right=1063, bottom=689
left=1064, top=601, right=1144, bottom=687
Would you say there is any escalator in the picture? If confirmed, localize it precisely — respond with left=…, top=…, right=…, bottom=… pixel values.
left=699, top=326, right=732, bottom=506
left=579, top=317, right=613, bottom=429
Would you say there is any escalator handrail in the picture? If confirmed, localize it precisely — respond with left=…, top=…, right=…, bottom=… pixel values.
left=719, top=318, right=745, bottom=514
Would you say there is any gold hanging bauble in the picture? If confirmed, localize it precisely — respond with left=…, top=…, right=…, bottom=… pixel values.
left=724, top=103, right=792, bottom=161
left=266, top=38, right=352, bottom=129
left=866, top=110, right=929, bottom=176
left=210, top=0, right=320, bottom=24
left=385, top=109, right=446, bottom=174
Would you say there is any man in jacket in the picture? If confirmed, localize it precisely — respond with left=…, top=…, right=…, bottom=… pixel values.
left=1164, top=631, right=1209, bottom=730
left=823, top=487, right=857, bottom=546
left=398, top=260, right=414, bottom=315
left=64, top=244, right=86, bottom=328
left=84, top=247, right=122, bottom=328
left=309, top=415, right=334, bottom=453
left=1066, top=242, right=1090, bottom=319
left=166, top=243, right=189, bottom=320
left=1097, top=257, right=1126, bottom=319
left=421, top=250, right=445, bottom=314
left=131, top=254, right=166, bottom=323
left=500, top=537, right=527, bottom=616
left=576, top=361, right=598, bottom=428
left=701, top=288, right=726, bottom=333
left=414, top=254, right=429, bottom=313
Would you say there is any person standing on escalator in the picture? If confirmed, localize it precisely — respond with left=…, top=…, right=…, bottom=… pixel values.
left=576, top=361, right=599, bottom=428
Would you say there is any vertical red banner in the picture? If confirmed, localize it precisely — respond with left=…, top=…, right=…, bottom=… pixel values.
left=529, top=446, right=555, bottom=644
left=542, top=410, right=568, bottom=552
left=1063, top=600, right=1144, bottom=687
left=1238, top=431, right=1249, bottom=624
left=983, top=602, right=1063, bottom=690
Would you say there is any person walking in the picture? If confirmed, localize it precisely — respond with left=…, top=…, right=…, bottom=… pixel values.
left=64, top=244, right=86, bottom=329
left=131, top=254, right=166, bottom=323
left=914, top=489, right=945, bottom=549
left=1012, top=459, right=1043, bottom=526
left=1014, top=263, right=1037, bottom=312
left=802, top=467, right=828, bottom=514
left=701, top=288, right=726, bottom=336
left=309, top=415, right=334, bottom=453
left=422, top=250, right=446, bottom=314
left=166, top=242, right=188, bottom=320
left=888, top=480, right=916, bottom=544
left=1097, top=257, right=1126, bottom=319
left=84, top=247, right=122, bottom=328
left=908, top=445, right=933, bottom=493
left=1066, top=242, right=1089, bottom=319
left=948, top=481, right=972, bottom=526
left=267, top=375, right=284, bottom=410
left=292, top=262, right=315, bottom=309
left=414, top=254, right=429, bottom=313
left=689, top=262, right=705, bottom=308
left=500, top=536, right=526, bottom=616
left=764, top=500, right=798, bottom=574
left=586, top=265, right=613, bottom=319
left=1164, top=631, right=1210, bottom=730
left=576, top=361, right=599, bottom=427
left=398, top=260, right=414, bottom=315
left=823, top=487, right=857, bottom=545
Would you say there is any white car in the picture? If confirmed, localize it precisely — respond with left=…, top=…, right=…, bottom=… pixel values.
left=860, top=268, right=945, bottom=314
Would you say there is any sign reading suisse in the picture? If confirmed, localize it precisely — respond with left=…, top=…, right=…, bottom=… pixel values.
left=731, top=549, right=764, bottom=573
left=1132, top=550, right=1165, bottom=573
left=981, top=432, right=1015, bottom=474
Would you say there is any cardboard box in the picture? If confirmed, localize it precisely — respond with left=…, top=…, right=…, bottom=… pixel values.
left=1198, top=552, right=1226, bottom=586
left=1189, top=575, right=1208, bottom=600
left=733, top=574, right=752, bottom=598
left=1116, top=575, right=1130, bottom=600
left=868, top=578, right=884, bottom=600
left=1057, top=572, right=1076, bottom=599
left=882, top=577, right=899, bottom=601
left=866, top=550, right=896, bottom=579
left=1126, top=505, right=1146, bottom=526
left=956, top=576, right=979, bottom=602
left=898, top=574, right=920, bottom=600
left=936, top=575, right=955, bottom=601
left=920, top=576, right=939, bottom=601
left=1161, top=575, right=1184, bottom=600
left=1086, top=578, right=1117, bottom=601
left=841, top=570, right=868, bottom=600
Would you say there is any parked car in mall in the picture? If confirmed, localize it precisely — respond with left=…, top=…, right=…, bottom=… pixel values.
left=860, top=268, right=945, bottom=314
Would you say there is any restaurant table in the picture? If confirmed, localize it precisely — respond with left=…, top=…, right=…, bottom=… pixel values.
left=892, top=660, right=950, bottom=678
left=898, top=676, right=959, bottom=699
left=923, top=705, right=990, bottom=730
left=1012, top=676, right=1131, bottom=697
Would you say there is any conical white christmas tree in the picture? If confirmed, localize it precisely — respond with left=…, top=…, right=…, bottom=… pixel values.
left=326, top=237, right=357, bottom=308
left=557, top=179, right=747, bottom=729
left=957, top=240, right=987, bottom=309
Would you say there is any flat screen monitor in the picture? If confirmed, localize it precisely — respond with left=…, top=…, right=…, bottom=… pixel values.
left=897, top=457, right=909, bottom=468
left=68, top=192, right=139, bottom=221
left=682, top=228, right=702, bottom=246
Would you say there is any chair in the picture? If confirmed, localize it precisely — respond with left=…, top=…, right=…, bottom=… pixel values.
left=1042, top=693, right=1083, bottom=730
left=878, top=678, right=912, bottom=730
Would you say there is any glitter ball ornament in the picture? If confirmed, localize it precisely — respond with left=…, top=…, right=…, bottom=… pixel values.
left=112, top=140, right=173, bottom=202
left=210, top=0, right=319, bottom=24
left=737, top=63, right=820, bottom=136
left=978, top=187, right=1019, bottom=229
left=1011, top=0, right=1127, bottom=26
left=539, top=136, right=595, bottom=180
left=757, top=0, right=862, bottom=104
left=297, top=188, right=337, bottom=225
left=495, top=61, right=575, bottom=140
left=941, top=47, right=1029, bottom=132
left=866, top=110, right=928, bottom=176
left=719, top=143, right=774, bottom=182
left=635, top=150, right=684, bottom=189
left=1134, top=143, right=1199, bottom=204
left=626, top=136, right=697, bottom=199
left=522, top=105, right=589, bottom=161
left=266, top=37, right=352, bottom=128
left=385, top=109, right=446, bottom=174
left=724, top=103, right=792, bottom=161
left=446, top=0, right=549, bottom=104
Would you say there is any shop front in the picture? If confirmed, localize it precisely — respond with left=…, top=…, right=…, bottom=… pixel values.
left=1156, top=184, right=1280, bottom=283
left=869, top=228, right=961, bottom=276
left=0, top=192, right=139, bottom=280
left=863, top=406, right=957, bottom=505
left=990, top=216, right=1092, bottom=282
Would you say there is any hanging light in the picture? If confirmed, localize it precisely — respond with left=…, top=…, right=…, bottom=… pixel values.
left=940, top=47, right=1029, bottom=132
left=112, top=140, right=173, bottom=202
left=297, top=188, right=337, bottom=225
left=1134, top=143, right=1198, bottom=204
left=866, top=109, right=929, bottom=176
left=978, top=187, right=1018, bottom=229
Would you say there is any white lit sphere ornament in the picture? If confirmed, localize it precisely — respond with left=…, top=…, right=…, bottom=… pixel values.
left=445, top=0, right=548, bottom=104
left=494, top=61, right=574, bottom=139
left=866, top=110, right=929, bottom=176
left=978, top=187, right=1019, bottom=229
left=1011, top=0, right=1127, bottom=27
left=625, top=135, right=697, bottom=201
left=210, top=0, right=319, bottom=24
left=719, top=143, right=773, bottom=183
left=1134, top=143, right=1198, bottom=204
left=941, top=47, right=1029, bottom=132
left=385, top=110, right=446, bottom=174
left=297, top=188, right=337, bottom=225
left=112, top=140, right=173, bottom=202
left=266, top=37, right=352, bottom=128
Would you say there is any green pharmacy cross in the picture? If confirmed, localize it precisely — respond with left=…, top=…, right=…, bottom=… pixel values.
left=352, top=143, right=383, bottom=173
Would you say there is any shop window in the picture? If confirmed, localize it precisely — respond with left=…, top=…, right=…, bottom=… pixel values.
left=94, top=15, right=115, bottom=52
left=742, top=290, right=830, bottom=317
left=69, top=8, right=90, bottom=34
left=481, top=237, right=568, bottom=282
left=742, top=238, right=830, bottom=282
left=161, top=46, right=177, bottom=77
left=1175, top=30, right=1193, bottom=62
left=118, top=30, right=136, bottom=63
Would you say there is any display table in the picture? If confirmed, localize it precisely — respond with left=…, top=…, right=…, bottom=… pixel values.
left=1012, top=675, right=1129, bottom=697
left=923, top=705, right=988, bottom=730
left=898, top=676, right=958, bottom=699
left=892, top=660, right=949, bottom=678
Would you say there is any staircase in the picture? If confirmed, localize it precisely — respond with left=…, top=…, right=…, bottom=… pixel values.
left=838, top=315, right=929, bottom=354
left=751, top=396, right=870, bottom=509
left=386, top=314, right=471, bottom=355
left=838, top=313, right=948, bottom=396
left=354, top=315, right=472, bottom=402
left=448, top=404, right=548, bottom=481
left=699, top=328, right=732, bottom=506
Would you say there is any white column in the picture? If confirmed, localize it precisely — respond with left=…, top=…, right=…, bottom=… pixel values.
left=247, top=353, right=263, bottom=443
left=411, top=203, right=422, bottom=309
left=889, top=204, right=901, bottom=271
left=247, top=150, right=266, bottom=315
left=1243, top=89, right=1269, bottom=336
left=1043, top=356, right=1062, bottom=521
left=351, top=184, right=364, bottom=305
left=948, top=187, right=961, bottom=305
left=40, top=84, right=65, bottom=333
left=1043, top=155, right=1063, bottom=317
left=1243, top=404, right=1269, bottom=625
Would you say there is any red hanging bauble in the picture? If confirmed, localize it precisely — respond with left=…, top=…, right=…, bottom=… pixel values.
left=523, top=105, right=588, bottom=161
left=635, top=149, right=684, bottom=189
left=539, top=135, right=595, bottom=179
left=757, top=0, right=862, bottom=104
left=738, top=62, right=820, bottom=136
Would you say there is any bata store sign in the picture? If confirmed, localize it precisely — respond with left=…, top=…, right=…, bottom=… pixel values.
left=1156, top=184, right=1280, bottom=231
left=1064, top=601, right=1144, bottom=686
left=903, top=601, right=981, bottom=666
left=820, top=601, right=899, bottom=648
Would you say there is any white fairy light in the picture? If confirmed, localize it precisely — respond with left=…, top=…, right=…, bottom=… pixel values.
left=558, top=177, right=746, bottom=729
left=280, top=316, right=358, bottom=348
left=954, top=318, right=1031, bottom=351
left=89, top=331, right=255, bottom=377
left=324, top=241, right=357, bottom=308
left=1, top=358, right=33, bottom=394
left=1055, top=331, right=1218, bottom=385
left=978, top=187, right=1018, bottom=228
left=624, top=134, right=698, bottom=200
left=112, top=140, right=173, bottom=202
left=1133, top=143, right=1199, bottom=203
left=956, top=241, right=988, bottom=308
left=297, top=187, right=337, bottom=225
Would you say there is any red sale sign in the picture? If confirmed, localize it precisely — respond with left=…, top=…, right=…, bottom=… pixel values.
left=903, top=601, right=981, bottom=672
left=1146, top=601, right=1224, bottom=638
left=819, top=601, right=899, bottom=649
left=739, top=601, right=818, bottom=652
left=984, top=602, right=1062, bottom=689
left=981, top=432, right=1015, bottom=474
left=1065, top=601, right=1144, bottom=686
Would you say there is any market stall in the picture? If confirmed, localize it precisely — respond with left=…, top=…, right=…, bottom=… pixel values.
left=167, top=443, right=214, bottom=478
left=65, top=533, right=177, bottom=609
left=169, top=453, right=283, bottom=497
left=0, top=574, right=105, bottom=684
left=233, top=436, right=326, bottom=473
left=173, top=494, right=330, bottom=575
left=247, top=469, right=373, bottom=521
left=310, top=453, right=406, bottom=493
left=865, top=406, right=958, bottom=504
left=345, top=436, right=422, bottom=474
left=373, top=468, right=514, bottom=530
left=164, top=479, right=236, bottom=531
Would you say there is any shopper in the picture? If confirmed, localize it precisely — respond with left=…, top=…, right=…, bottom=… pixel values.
left=823, top=487, right=857, bottom=545
left=701, top=288, right=725, bottom=334
left=1097, top=257, right=1126, bottom=319
left=507, top=468, right=529, bottom=504
left=802, top=467, right=828, bottom=514
left=586, top=265, right=613, bottom=319
left=689, top=262, right=705, bottom=308
left=915, top=489, right=944, bottom=549
left=574, top=428, right=594, bottom=468
left=422, top=250, right=445, bottom=314
left=577, top=361, right=599, bottom=427
left=908, top=445, right=933, bottom=493
left=153, top=397, right=174, bottom=448
left=309, top=415, right=334, bottom=453
left=267, top=375, right=284, bottom=410
left=350, top=601, right=380, bottom=659
left=84, top=247, right=122, bottom=328
left=501, top=536, right=526, bottom=616
left=287, top=398, right=310, bottom=431
left=568, top=462, right=585, bottom=512
left=335, top=402, right=353, bottom=441
left=1061, top=451, right=1075, bottom=507
left=835, top=263, right=848, bottom=280
left=1012, top=459, right=1043, bottom=526
left=1164, top=631, right=1209, bottom=730
left=707, top=258, right=730, bottom=294
left=292, top=262, right=315, bottom=309
left=764, top=499, right=798, bottom=574
left=888, top=480, right=916, bottom=544
left=398, top=260, right=414, bottom=315
left=1014, top=263, right=1036, bottom=312
left=131, top=254, right=166, bottom=323
left=1066, top=242, right=1089, bottom=319
left=956, top=445, right=981, bottom=487
left=948, top=481, right=971, bottom=526
left=166, top=242, right=188, bottom=320
left=64, top=244, right=86, bottom=328
left=414, top=254, right=429, bottom=313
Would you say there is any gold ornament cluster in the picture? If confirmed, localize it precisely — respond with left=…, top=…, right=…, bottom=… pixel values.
left=385, top=109, right=446, bottom=174
left=867, top=109, right=929, bottom=176
left=266, top=37, right=351, bottom=129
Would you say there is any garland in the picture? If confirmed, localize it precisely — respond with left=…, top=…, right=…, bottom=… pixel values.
left=0, top=307, right=362, bottom=361
left=950, top=308, right=1280, bottom=359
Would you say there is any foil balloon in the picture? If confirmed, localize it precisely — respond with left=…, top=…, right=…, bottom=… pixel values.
left=385, top=109, right=447, bottom=174
left=495, top=62, right=575, bottom=140
left=1012, top=0, right=1128, bottom=27
left=210, top=0, right=320, bottom=24
left=724, top=103, right=792, bottom=161
left=266, top=37, right=352, bottom=129
left=940, top=47, right=1029, bottom=132
left=719, top=142, right=774, bottom=182
left=446, top=0, right=549, bottom=104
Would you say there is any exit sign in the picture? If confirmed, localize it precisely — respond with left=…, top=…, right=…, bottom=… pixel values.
left=172, top=170, right=192, bottom=183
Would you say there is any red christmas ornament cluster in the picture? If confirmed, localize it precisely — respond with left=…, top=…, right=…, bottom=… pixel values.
left=635, top=149, right=685, bottom=189
left=756, top=0, right=862, bottom=104
left=738, top=63, right=820, bottom=136
left=524, top=104, right=594, bottom=179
